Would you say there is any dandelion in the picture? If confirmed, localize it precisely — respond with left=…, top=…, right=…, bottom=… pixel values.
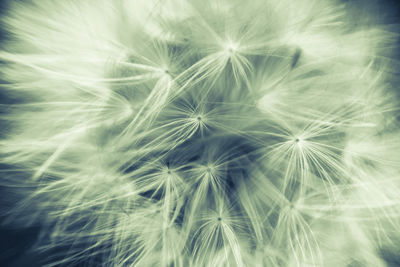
left=1, top=0, right=400, bottom=266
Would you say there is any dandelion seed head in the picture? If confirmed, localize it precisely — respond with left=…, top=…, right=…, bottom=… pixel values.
left=293, top=136, right=306, bottom=148
left=1, top=0, right=400, bottom=266
left=189, top=112, right=208, bottom=129
left=224, top=41, right=239, bottom=56
left=205, top=165, right=214, bottom=173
